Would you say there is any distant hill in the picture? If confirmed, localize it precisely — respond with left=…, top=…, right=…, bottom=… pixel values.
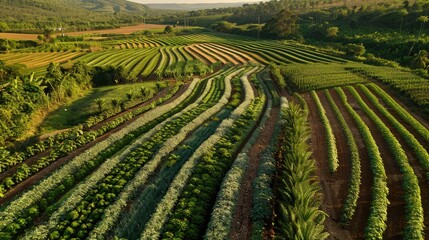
left=0, top=0, right=149, bottom=32
left=145, top=3, right=253, bottom=11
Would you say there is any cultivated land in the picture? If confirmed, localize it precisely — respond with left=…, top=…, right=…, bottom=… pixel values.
left=1, top=29, right=429, bottom=240
left=0, top=24, right=169, bottom=41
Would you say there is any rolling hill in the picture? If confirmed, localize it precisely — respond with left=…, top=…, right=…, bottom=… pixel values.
left=0, top=0, right=149, bottom=32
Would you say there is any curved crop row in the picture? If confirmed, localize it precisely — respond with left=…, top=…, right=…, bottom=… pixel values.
left=335, top=87, right=388, bottom=240
left=205, top=71, right=272, bottom=239
left=348, top=86, right=423, bottom=240
left=311, top=90, right=338, bottom=172
left=0, top=84, right=180, bottom=197
left=275, top=101, right=328, bottom=240
left=150, top=67, right=261, bottom=239
left=0, top=77, right=203, bottom=236
left=134, top=69, right=250, bottom=240
left=367, top=84, right=429, bottom=144
left=324, top=89, right=361, bottom=225
left=251, top=97, right=287, bottom=239
left=87, top=68, right=242, bottom=239
left=29, top=69, right=231, bottom=240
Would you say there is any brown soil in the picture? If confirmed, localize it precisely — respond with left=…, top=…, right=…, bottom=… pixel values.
left=220, top=43, right=268, bottom=64
left=354, top=86, right=429, bottom=238
left=209, top=43, right=257, bottom=63
left=200, top=43, right=241, bottom=65
left=193, top=44, right=228, bottom=64
left=205, top=43, right=248, bottom=64
left=343, top=88, right=406, bottom=240
left=0, top=82, right=187, bottom=204
left=328, top=89, right=373, bottom=240
left=229, top=106, right=280, bottom=240
left=0, top=24, right=171, bottom=40
left=183, top=45, right=211, bottom=64
left=304, top=91, right=353, bottom=240
left=367, top=85, right=429, bottom=146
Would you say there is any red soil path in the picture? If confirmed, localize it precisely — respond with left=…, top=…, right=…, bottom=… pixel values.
left=229, top=107, right=280, bottom=240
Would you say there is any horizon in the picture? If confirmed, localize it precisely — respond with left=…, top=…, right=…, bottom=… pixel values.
left=130, top=0, right=267, bottom=4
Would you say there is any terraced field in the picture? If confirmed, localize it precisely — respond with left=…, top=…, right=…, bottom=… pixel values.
left=290, top=64, right=429, bottom=240
left=0, top=51, right=84, bottom=69
left=2, top=31, right=429, bottom=240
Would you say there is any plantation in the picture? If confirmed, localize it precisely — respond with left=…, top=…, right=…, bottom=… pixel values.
left=1, top=0, right=429, bottom=238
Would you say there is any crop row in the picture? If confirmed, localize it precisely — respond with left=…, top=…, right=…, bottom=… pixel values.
left=0, top=82, right=174, bottom=173
left=311, top=91, right=338, bottom=172
left=89, top=68, right=240, bottom=239
left=21, top=68, right=238, bottom=240
left=323, top=89, right=361, bottom=225
left=0, top=51, right=83, bottom=69
left=42, top=68, right=235, bottom=240
left=0, top=75, right=206, bottom=238
left=367, top=84, right=429, bottom=144
left=205, top=68, right=272, bottom=239
left=111, top=72, right=231, bottom=239
left=76, top=45, right=233, bottom=80
left=349, top=65, right=429, bottom=111
left=275, top=101, right=328, bottom=239
left=359, top=85, right=429, bottom=180
left=0, top=85, right=181, bottom=197
left=347, top=86, right=424, bottom=239
left=134, top=68, right=251, bottom=239
left=251, top=97, right=287, bottom=239
left=335, top=87, right=388, bottom=240
left=281, top=63, right=367, bottom=92
left=147, top=67, right=261, bottom=239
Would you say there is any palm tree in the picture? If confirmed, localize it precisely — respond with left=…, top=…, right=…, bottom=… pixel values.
left=94, top=98, right=104, bottom=112
left=126, top=91, right=134, bottom=101
left=399, top=9, right=408, bottom=34
left=42, top=28, right=54, bottom=43
left=411, top=50, right=429, bottom=69
left=417, top=15, right=429, bottom=36
left=408, top=16, right=428, bottom=55
left=140, top=87, right=149, bottom=99
left=111, top=98, right=120, bottom=109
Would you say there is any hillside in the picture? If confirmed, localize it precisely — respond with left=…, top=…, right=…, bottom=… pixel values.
left=0, top=0, right=149, bottom=32
left=145, top=2, right=250, bottom=11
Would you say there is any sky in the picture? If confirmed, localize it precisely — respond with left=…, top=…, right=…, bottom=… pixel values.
left=130, top=0, right=264, bottom=4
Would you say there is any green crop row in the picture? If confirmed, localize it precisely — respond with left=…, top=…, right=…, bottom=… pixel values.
left=348, top=86, right=424, bottom=240
left=151, top=67, right=261, bottom=240
left=111, top=72, right=231, bottom=240
left=281, top=63, right=367, bottom=92
left=275, top=101, right=328, bottom=240
left=335, top=87, right=388, bottom=240
left=0, top=77, right=205, bottom=239
left=251, top=97, right=287, bottom=239
left=0, top=84, right=180, bottom=197
left=311, top=90, right=338, bottom=173
left=88, top=68, right=240, bottom=239
left=360, top=85, right=429, bottom=179
left=367, top=84, right=429, bottom=144
left=205, top=71, right=270, bottom=239
left=349, top=66, right=429, bottom=111
left=44, top=68, right=229, bottom=240
left=324, top=89, right=361, bottom=226
left=139, top=67, right=256, bottom=239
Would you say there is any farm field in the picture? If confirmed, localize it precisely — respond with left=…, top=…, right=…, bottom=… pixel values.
left=0, top=24, right=170, bottom=41
left=1, top=29, right=429, bottom=240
